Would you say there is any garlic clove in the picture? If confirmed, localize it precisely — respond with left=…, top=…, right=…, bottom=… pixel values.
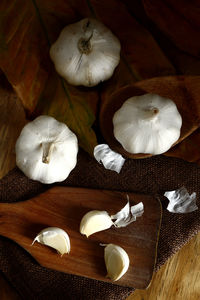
left=32, top=227, right=70, bottom=255
left=80, top=210, right=113, bottom=237
left=103, top=244, right=130, bottom=281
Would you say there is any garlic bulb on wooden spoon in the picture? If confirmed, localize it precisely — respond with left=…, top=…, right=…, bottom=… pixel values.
left=113, top=93, right=182, bottom=155
left=50, top=18, right=121, bottom=87
left=15, top=115, right=78, bottom=184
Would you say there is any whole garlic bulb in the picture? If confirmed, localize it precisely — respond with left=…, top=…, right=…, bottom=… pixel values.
left=50, top=18, right=121, bottom=87
left=113, top=93, right=182, bottom=155
left=15, top=115, right=78, bottom=184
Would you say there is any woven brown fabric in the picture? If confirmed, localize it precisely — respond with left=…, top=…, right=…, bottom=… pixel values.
left=0, top=150, right=200, bottom=299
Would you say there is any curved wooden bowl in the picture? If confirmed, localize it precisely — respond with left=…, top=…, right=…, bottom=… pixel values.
left=100, top=76, right=200, bottom=159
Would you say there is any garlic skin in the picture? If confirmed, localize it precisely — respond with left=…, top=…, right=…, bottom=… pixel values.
left=164, top=187, right=198, bottom=213
left=94, top=144, right=125, bottom=173
left=111, top=199, right=144, bottom=228
left=113, top=93, right=182, bottom=155
left=104, top=244, right=129, bottom=281
left=80, top=210, right=113, bottom=237
left=15, top=115, right=78, bottom=184
left=50, top=18, right=121, bottom=87
left=32, top=227, right=70, bottom=255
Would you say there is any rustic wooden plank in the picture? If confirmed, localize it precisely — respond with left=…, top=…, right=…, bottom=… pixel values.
left=0, top=187, right=161, bottom=289
left=128, top=232, right=200, bottom=300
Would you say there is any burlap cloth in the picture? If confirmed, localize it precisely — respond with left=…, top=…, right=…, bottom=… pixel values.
left=0, top=150, right=200, bottom=299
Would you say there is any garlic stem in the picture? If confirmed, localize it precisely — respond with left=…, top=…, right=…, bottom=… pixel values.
left=78, top=33, right=93, bottom=55
left=142, top=107, right=159, bottom=120
left=42, top=142, right=54, bottom=164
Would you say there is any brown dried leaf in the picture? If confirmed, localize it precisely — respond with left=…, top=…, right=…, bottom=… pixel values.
left=123, top=0, right=200, bottom=76
left=165, top=128, right=200, bottom=164
left=143, top=0, right=200, bottom=58
left=0, top=0, right=98, bottom=154
left=0, top=0, right=179, bottom=155
left=83, top=0, right=175, bottom=102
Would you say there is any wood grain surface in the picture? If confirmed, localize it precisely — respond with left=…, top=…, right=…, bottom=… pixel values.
left=0, top=89, right=199, bottom=299
left=0, top=187, right=161, bottom=289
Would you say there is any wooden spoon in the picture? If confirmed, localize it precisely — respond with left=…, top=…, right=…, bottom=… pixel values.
left=0, top=186, right=161, bottom=289
left=100, top=76, right=200, bottom=159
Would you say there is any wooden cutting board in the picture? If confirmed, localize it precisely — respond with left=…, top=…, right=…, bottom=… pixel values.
left=0, top=187, right=162, bottom=289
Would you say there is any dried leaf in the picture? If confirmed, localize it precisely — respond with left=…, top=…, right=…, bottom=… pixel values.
left=0, top=0, right=181, bottom=155
left=34, top=75, right=97, bottom=154
left=122, top=0, right=200, bottom=76
left=165, top=128, right=200, bottom=164
left=0, top=0, right=98, bottom=154
left=84, top=0, right=175, bottom=77
left=86, top=0, right=175, bottom=103
left=143, top=0, right=200, bottom=58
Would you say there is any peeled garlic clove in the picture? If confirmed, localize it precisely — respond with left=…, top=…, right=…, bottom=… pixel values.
left=32, top=227, right=70, bottom=255
left=104, top=244, right=129, bottom=281
left=80, top=210, right=113, bottom=237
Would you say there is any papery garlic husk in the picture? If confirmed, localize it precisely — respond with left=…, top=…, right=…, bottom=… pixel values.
left=94, top=144, right=125, bottom=173
left=113, top=93, right=182, bottom=155
left=80, top=210, right=113, bottom=237
left=32, top=227, right=70, bottom=255
left=103, top=244, right=129, bottom=281
left=15, top=115, right=78, bottom=184
left=111, top=199, right=144, bottom=228
left=111, top=198, right=130, bottom=221
left=164, top=186, right=198, bottom=213
left=50, top=18, right=121, bottom=87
